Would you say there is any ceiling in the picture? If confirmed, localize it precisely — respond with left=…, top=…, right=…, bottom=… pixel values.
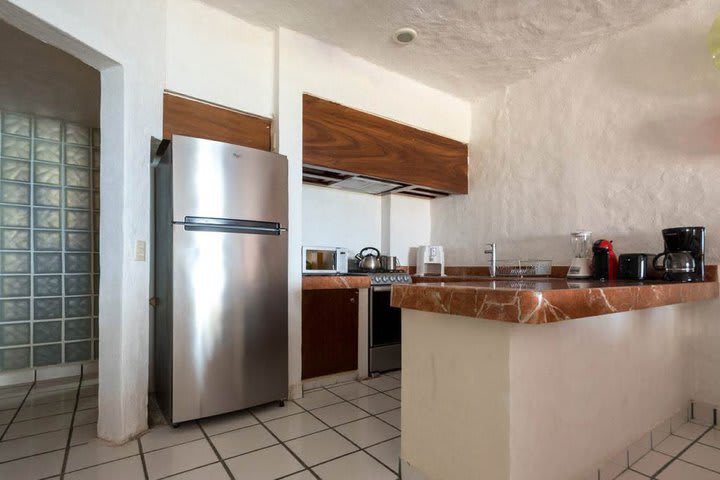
left=203, top=0, right=686, bottom=100
left=0, top=21, right=100, bottom=127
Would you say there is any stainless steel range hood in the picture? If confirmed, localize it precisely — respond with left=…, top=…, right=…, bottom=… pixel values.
left=329, top=176, right=402, bottom=194
left=302, top=165, right=450, bottom=199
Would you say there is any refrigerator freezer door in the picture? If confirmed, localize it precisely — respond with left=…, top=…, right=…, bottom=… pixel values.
left=171, top=135, right=288, bottom=225
left=171, top=224, right=288, bottom=422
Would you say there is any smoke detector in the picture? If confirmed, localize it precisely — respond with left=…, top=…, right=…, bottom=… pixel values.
left=393, top=27, right=417, bottom=45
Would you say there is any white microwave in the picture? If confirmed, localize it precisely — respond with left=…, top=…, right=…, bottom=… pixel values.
left=302, top=246, right=349, bottom=275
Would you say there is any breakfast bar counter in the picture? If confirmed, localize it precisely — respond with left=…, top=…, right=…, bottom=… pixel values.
left=394, top=269, right=720, bottom=480
left=393, top=275, right=719, bottom=323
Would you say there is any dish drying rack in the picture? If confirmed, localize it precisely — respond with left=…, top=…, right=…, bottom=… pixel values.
left=495, top=260, right=552, bottom=277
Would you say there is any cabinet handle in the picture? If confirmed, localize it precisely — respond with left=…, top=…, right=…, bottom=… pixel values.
left=350, top=297, right=356, bottom=304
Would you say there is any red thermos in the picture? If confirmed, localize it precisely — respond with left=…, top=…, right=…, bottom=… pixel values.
left=592, top=239, right=618, bottom=281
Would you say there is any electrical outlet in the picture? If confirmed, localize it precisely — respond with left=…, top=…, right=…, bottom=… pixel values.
left=135, top=240, right=146, bottom=261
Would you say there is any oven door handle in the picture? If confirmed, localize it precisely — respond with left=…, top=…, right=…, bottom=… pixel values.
left=372, top=286, right=393, bottom=292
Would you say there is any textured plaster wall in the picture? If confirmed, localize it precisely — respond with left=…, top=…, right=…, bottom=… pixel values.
left=430, top=0, right=720, bottom=414
left=203, top=0, right=685, bottom=99
left=432, top=0, right=720, bottom=266
left=165, top=0, right=275, bottom=117
left=1, top=0, right=166, bottom=442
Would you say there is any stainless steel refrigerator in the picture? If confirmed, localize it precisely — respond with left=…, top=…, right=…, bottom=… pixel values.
left=152, top=135, right=288, bottom=424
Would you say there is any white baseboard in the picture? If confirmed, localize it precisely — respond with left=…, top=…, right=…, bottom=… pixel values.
left=302, top=370, right=359, bottom=391
left=0, top=361, right=98, bottom=387
left=0, top=369, right=34, bottom=387
left=36, top=364, right=81, bottom=381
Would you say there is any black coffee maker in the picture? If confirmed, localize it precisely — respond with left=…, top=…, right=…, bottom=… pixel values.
left=653, top=227, right=705, bottom=282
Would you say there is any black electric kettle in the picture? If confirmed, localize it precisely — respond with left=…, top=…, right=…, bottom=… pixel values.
left=355, top=247, right=382, bottom=271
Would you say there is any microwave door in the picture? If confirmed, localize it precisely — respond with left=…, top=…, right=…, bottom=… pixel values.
left=304, top=248, right=338, bottom=274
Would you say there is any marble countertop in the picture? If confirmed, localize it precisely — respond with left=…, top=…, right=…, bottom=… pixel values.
left=392, top=273, right=719, bottom=324
left=302, top=274, right=371, bottom=290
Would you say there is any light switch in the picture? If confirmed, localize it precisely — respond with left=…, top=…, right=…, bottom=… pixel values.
left=135, top=240, right=146, bottom=261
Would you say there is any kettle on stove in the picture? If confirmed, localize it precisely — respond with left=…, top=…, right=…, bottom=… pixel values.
left=355, top=247, right=382, bottom=271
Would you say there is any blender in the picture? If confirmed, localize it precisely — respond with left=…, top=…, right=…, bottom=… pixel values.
left=567, top=231, right=593, bottom=279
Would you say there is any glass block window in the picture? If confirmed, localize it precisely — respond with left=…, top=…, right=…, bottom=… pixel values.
left=0, top=111, right=99, bottom=371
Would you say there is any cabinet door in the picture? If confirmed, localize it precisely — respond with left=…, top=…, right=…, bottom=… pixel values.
left=302, top=289, right=359, bottom=380
left=163, top=93, right=272, bottom=151
left=303, top=94, right=468, bottom=194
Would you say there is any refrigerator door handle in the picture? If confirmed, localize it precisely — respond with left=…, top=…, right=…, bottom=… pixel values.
left=176, top=216, right=286, bottom=236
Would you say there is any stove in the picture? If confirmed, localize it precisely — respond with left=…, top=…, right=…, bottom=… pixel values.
left=348, top=269, right=412, bottom=286
left=348, top=269, right=410, bottom=373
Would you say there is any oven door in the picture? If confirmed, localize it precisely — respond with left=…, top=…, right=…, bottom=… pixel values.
left=369, top=286, right=401, bottom=347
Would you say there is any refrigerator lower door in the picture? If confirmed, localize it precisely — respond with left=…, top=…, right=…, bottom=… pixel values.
left=171, top=224, right=288, bottom=423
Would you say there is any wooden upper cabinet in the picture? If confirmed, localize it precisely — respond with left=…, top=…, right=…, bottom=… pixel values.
left=163, top=93, right=272, bottom=151
left=302, top=94, right=468, bottom=195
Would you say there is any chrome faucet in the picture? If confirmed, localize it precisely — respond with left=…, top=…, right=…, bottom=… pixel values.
left=485, top=243, right=497, bottom=277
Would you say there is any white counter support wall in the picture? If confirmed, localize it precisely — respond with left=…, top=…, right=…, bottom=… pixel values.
left=401, top=305, right=694, bottom=480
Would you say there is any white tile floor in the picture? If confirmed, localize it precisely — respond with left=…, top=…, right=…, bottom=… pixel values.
left=6, top=370, right=720, bottom=479
left=0, top=370, right=400, bottom=479
left=617, top=420, right=720, bottom=480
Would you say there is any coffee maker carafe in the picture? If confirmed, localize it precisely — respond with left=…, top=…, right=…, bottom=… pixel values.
left=653, top=227, right=705, bottom=282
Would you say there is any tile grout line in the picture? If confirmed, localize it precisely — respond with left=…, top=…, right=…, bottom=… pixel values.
left=197, top=420, right=237, bottom=480
left=0, top=379, right=35, bottom=441
left=59, top=453, right=138, bottom=477
left=59, top=372, right=85, bottom=479
left=0, top=373, right=400, bottom=477
left=42, top=388, right=394, bottom=465
left=137, top=438, right=150, bottom=480
left=649, top=425, right=714, bottom=479
left=247, top=408, right=322, bottom=480
left=0, top=447, right=67, bottom=466
left=318, top=384, right=401, bottom=431
left=292, top=383, right=400, bottom=476
left=3, top=424, right=73, bottom=443
left=664, top=457, right=720, bottom=478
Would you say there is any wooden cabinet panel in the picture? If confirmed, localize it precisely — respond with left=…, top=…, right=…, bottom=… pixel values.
left=163, top=93, right=272, bottom=151
left=303, top=94, right=468, bottom=194
left=302, top=289, right=359, bottom=380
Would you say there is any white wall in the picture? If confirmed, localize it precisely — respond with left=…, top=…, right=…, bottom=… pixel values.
left=432, top=0, right=720, bottom=266
left=0, top=21, right=100, bottom=126
left=301, top=187, right=432, bottom=267
left=382, top=194, right=432, bottom=266
left=276, top=28, right=470, bottom=395
left=687, top=299, right=720, bottom=406
left=289, top=29, right=470, bottom=268
left=403, top=305, right=694, bottom=480
left=302, top=185, right=382, bottom=256
left=165, top=0, right=274, bottom=117
left=164, top=2, right=467, bottom=401
left=1, top=0, right=166, bottom=443
left=509, top=307, right=690, bottom=480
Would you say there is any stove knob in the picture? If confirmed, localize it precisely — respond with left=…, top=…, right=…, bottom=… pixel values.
left=382, top=275, right=389, bottom=283
left=389, top=275, right=397, bottom=282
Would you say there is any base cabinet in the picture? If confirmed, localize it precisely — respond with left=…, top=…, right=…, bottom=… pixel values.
left=302, top=289, right=359, bottom=380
